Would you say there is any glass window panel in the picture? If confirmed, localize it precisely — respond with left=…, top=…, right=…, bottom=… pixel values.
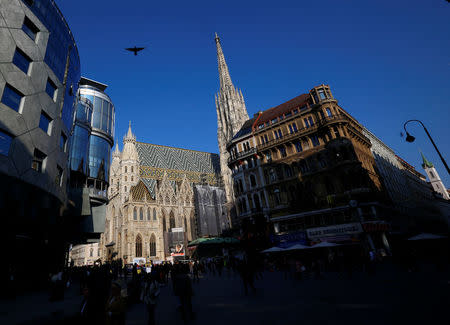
left=0, top=130, right=13, bottom=156
left=39, top=111, right=51, bottom=133
left=22, top=17, right=39, bottom=41
left=13, top=47, right=32, bottom=74
left=45, top=78, right=57, bottom=100
left=1, top=84, right=23, bottom=111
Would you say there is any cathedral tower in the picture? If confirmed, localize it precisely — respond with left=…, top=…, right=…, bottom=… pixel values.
left=214, top=33, right=249, bottom=207
left=421, top=152, right=449, bottom=200
left=120, top=122, right=140, bottom=203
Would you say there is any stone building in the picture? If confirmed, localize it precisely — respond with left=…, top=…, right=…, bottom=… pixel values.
left=100, top=124, right=225, bottom=263
left=69, top=243, right=100, bottom=267
left=226, top=84, right=391, bottom=250
left=214, top=33, right=249, bottom=224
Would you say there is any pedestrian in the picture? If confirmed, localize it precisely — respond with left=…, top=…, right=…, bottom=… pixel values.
left=193, top=261, right=200, bottom=283
left=105, top=281, right=126, bottom=325
left=172, top=264, right=195, bottom=322
left=142, top=273, right=160, bottom=325
left=78, top=286, right=97, bottom=325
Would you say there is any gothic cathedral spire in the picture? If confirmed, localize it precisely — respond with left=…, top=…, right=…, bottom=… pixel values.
left=214, top=33, right=249, bottom=212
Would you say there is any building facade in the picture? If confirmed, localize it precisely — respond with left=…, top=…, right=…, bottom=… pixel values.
left=66, top=77, right=115, bottom=244
left=214, top=33, right=249, bottom=224
left=69, top=243, right=100, bottom=267
left=226, top=85, right=390, bottom=250
left=0, top=0, right=80, bottom=284
left=100, top=124, right=225, bottom=263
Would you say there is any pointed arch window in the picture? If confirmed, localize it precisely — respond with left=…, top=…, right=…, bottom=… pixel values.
left=149, top=234, right=156, bottom=256
left=125, top=166, right=127, bottom=173
left=169, top=211, right=175, bottom=229
left=147, top=208, right=151, bottom=220
left=163, top=216, right=166, bottom=232
left=125, top=176, right=127, bottom=182
left=135, top=235, right=142, bottom=257
left=139, top=207, right=143, bottom=220
left=133, top=207, right=137, bottom=220
left=131, top=166, right=134, bottom=173
left=153, top=208, right=157, bottom=220
left=184, top=217, right=187, bottom=231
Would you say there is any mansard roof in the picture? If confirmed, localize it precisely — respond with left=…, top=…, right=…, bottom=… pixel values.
left=136, top=142, right=221, bottom=174
left=257, top=93, right=311, bottom=125
left=232, top=117, right=257, bottom=140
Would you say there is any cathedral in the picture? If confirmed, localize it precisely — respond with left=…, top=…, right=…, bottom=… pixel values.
left=99, top=124, right=227, bottom=263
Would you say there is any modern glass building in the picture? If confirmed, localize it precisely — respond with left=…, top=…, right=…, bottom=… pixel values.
left=0, top=0, right=80, bottom=287
left=78, top=77, right=115, bottom=203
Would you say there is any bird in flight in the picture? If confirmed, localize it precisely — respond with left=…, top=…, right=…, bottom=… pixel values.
left=125, top=46, right=145, bottom=56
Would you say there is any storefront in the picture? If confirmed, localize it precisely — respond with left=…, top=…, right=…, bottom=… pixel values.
left=306, top=222, right=363, bottom=244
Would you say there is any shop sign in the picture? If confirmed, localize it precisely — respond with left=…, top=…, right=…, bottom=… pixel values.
left=362, top=221, right=390, bottom=232
left=132, top=257, right=146, bottom=265
left=270, top=231, right=307, bottom=248
left=307, top=223, right=363, bottom=240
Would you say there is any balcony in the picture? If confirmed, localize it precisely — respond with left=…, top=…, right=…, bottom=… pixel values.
left=228, top=147, right=257, bottom=164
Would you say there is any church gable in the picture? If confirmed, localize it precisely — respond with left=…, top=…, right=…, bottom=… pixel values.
left=130, top=180, right=154, bottom=202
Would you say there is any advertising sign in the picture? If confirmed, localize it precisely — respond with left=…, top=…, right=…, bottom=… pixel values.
left=307, top=223, right=363, bottom=240
left=270, top=231, right=307, bottom=248
left=132, top=257, right=146, bottom=265
left=168, top=229, right=185, bottom=257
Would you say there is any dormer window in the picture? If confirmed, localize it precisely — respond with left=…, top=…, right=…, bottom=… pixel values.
left=318, top=89, right=326, bottom=100
left=271, top=118, right=278, bottom=124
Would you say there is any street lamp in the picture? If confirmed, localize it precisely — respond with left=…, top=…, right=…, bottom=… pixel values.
left=403, top=119, right=450, bottom=174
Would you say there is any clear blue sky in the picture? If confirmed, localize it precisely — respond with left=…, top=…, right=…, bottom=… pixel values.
left=58, top=0, right=450, bottom=185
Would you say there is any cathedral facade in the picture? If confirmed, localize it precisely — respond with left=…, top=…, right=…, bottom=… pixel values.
left=99, top=124, right=225, bottom=263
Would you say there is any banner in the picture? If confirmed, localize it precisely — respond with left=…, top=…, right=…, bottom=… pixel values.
left=307, top=223, right=363, bottom=240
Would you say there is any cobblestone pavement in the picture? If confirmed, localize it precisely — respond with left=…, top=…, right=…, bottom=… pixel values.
left=2, top=263, right=448, bottom=325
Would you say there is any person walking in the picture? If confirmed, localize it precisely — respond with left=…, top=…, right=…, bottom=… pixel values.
left=142, top=273, right=160, bottom=325
left=172, top=264, right=195, bottom=322
left=105, top=281, right=126, bottom=325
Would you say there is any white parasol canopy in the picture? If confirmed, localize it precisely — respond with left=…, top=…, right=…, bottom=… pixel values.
left=284, top=244, right=309, bottom=251
left=407, top=233, right=447, bottom=241
left=261, top=247, right=285, bottom=253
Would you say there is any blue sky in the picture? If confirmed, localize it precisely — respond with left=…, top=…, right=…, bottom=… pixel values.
left=58, top=0, right=450, bottom=185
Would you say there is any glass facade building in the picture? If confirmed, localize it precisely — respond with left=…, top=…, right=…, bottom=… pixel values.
left=77, top=77, right=115, bottom=201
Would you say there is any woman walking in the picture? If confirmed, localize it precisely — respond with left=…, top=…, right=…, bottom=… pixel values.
left=142, top=273, right=160, bottom=325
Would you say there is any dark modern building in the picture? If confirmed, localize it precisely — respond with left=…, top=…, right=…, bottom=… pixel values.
left=0, top=0, right=80, bottom=286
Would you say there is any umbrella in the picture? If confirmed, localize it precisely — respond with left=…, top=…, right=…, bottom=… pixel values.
left=311, top=242, right=340, bottom=248
left=284, top=244, right=309, bottom=251
left=261, top=247, right=285, bottom=253
left=408, top=233, right=447, bottom=241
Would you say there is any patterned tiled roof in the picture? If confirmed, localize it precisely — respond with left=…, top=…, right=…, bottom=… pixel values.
left=136, top=142, right=221, bottom=197
left=130, top=180, right=153, bottom=201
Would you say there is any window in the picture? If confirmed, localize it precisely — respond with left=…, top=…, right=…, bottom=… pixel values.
left=326, top=108, right=333, bottom=117
left=311, top=135, right=320, bottom=147
left=250, top=174, right=256, bottom=187
left=308, top=116, right=314, bottom=126
left=147, top=208, right=151, bottom=221
left=22, top=16, right=39, bottom=41
left=264, top=134, right=268, bottom=143
left=293, top=109, right=299, bottom=114
left=149, top=234, right=156, bottom=256
left=153, top=208, right=157, bottom=220
left=265, top=151, right=272, bottom=162
left=430, top=171, right=434, bottom=179
left=125, top=176, right=127, bottom=182
left=279, top=146, right=287, bottom=157
left=13, top=47, right=32, bottom=74
left=260, top=136, right=265, bottom=145
left=1, top=84, right=23, bottom=112
left=131, top=176, right=133, bottom=181
left=285, top=112, right=292, bottom=118
left=60, top=133, right=67, bottom=152
left=288, top=123, right=298, bottom=134
left=294, top=141, right=302, bottom=153
left=333, top=126, right=340, bottom=137
left=140, top=207, right=143, bottom=220
left=45, top=78, right=57, bottom=101
left=269, top=168, right=277, bottom=182
left=0, top=130, right=13, bottom=156
left=131, top=166, right=134, bottom=173
left=124, top=186, right=127, bottom=192
left=31, top=148, right=46, bottom=172
left=258, top=124, right=264, bottom=129
left=125, top=166, right=127, bottom=173
left=304, top=118, right=310, bottom=128
left=55, top=165, right=63, bottom=186
left=300, top=105, right=307, bottom=112
left=90, top=248, right=93, bottom=257
left=274, top=129, right=282, bottom=139
left=318, top=89, right=326, bottom=100
left=320, top=111, right=325, bottom=120
left=133, top=207, right=137, bottom=220
left=271, top=118, right=278, bottom=124
left=39, top=111, right=52, bottom=135
left=274, top=188, right=281, bottom=206
left=135, top=235, right=142, bottom=257
left=169, top=213, right=175, bottom=229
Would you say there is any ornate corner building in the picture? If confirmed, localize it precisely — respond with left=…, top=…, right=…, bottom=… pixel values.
left=100, top=124, right=228, bottom=263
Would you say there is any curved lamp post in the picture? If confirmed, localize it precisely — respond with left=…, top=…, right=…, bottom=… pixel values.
left=403, top=119, right=449, bottom=174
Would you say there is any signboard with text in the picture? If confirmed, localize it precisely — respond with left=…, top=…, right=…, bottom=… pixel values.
left=307, top=223, right=363, bottom=240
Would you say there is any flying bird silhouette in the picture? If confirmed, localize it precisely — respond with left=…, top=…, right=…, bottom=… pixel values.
left=125, top=46, right=145, bottom=56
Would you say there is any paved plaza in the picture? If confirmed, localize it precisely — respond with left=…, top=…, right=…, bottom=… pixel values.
left=1, top=262, right=448, bottom=325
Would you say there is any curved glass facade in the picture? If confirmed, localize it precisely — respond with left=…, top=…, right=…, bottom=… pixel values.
left=24, top=0, right=81, bottom=131
left=69, top=98, right=93, bottom=175
left=88, top=135, right=111, bottom=181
